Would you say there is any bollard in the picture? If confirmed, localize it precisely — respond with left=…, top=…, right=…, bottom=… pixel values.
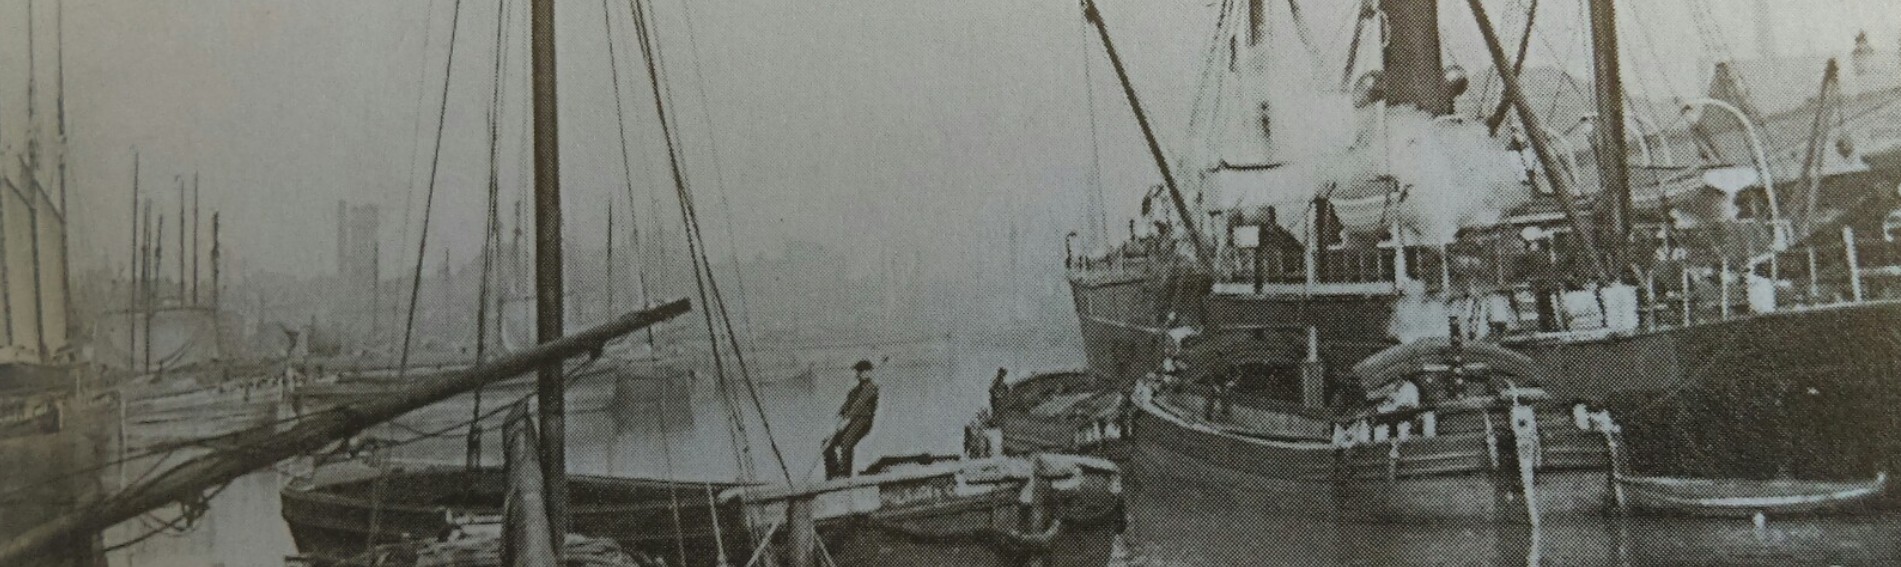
left=786, top=495, right=816, bottom=567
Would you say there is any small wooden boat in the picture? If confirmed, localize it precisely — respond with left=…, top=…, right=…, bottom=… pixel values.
left=1332, top=338, right=1624, bottom=523
left=280, top=462, right=750, bottom=567
left=984, top=369, right=1129, bottom=459
left=1614, top=472, right=1888, bottom=517
left=720, top=453, right=1124, bottom=567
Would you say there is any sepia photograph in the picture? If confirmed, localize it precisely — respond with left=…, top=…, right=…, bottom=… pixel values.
left=7, top=0, right=1901, bottom=565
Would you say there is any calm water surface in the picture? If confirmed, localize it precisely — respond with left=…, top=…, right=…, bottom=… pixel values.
left=103, top=334, right=1901, bottom=566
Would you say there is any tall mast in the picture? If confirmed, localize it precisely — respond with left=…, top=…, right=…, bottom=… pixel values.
left=55, top=0, right=71, bottom=342
left=129, top=154, right=140, bottom=370
left=178, top=176, right=187, bottom=301
left=152, top=212, right=163, bottom=371
left=1589, top=0, right=1632, bottom=253
left=1080, top=0, right=1211, bottom=270
left=210, top=212, right=221, bottom=311
left=55, top=0, right=66, bottom=213
left=529, top=0, right=570, bottom=546
left=193, top=174, right=202, bottom=304
left=25, top=0, right=47, bottom=360
left=142, top=203, right=152, bottom=372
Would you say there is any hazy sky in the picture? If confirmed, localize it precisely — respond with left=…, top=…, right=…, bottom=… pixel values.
left=9, top=0, right=1901, bottom=286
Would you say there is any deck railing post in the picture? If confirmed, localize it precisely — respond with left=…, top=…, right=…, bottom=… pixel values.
left=1301, top=326, right=1325, bottom=408
left=1719, top=259, right=1731, bottom=320
left=1845, top=226, right=1864, bottom=303
left=1807, top=246, right=1820, bottom=303
left=1680, top=267, right=1692, bottom=326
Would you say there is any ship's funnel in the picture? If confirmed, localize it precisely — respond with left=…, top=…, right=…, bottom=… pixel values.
left=1381, top=0, right=1452, bottom=115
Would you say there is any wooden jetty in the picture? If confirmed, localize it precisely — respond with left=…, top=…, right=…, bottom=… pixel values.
left=721, top=453, right=1125, bottom=567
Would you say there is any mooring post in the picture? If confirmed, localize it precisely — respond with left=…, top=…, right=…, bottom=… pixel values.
left=787, top=494, right=816, bottom=567
left=1301, top=326, right=1325, bottom=408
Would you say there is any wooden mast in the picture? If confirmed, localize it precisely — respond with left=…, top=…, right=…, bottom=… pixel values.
left=529, top=0, right=570, bottom=547
left=1589, top=0, right=1632, bottom=258
left=129, top=154, right=140, bottom=370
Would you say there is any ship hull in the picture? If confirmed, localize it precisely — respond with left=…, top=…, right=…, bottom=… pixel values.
left=1068, top=275, right=1172, bottom=386
left=1124, top=381, right=1335, bottom=519
left=1510, top=300, right=1901, bottom=487
left=281, top=465, right=749, bottom=567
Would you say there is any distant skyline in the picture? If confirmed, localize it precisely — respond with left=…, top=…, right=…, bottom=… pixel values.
left=2, top=0, right=1897, bottom=287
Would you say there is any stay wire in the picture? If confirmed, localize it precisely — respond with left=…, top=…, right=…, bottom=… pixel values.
left=626, top=0, right=792, bottom=487
left=397, top=0, right=468, bottom=380
left=675, top=0, right=762, bottom=350
left=622, top=0, right=756, bottom=489
left=472, top=0, right=514, bottom=448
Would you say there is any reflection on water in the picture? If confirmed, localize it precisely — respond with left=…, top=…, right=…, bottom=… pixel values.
left=104, top=335, right=1901, bottom=565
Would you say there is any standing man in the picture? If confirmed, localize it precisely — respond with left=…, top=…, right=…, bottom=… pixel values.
left=824, top=360, right=880, bottom=479
left=988, top=368, right=1010, bottom=410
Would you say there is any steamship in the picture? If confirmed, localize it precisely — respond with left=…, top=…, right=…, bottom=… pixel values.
left=1070, top=0, right=1901, bottom=485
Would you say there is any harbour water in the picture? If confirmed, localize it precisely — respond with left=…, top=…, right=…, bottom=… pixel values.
left=97, top=331, right=1901, bottom=566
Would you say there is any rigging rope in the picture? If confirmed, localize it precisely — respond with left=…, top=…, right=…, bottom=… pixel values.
left=676, top=0, right=762, bottom=351
left=397, top=0, right=468, bottom=381
left=396, top=0, right=444, bottom=329
left=625, top=0, right=795, bottom=487
left=1078, top=0, right=1108, bottom=244
left=470, top=0, right=515, bottom=470
left=613, top=0, right=755, bottom=488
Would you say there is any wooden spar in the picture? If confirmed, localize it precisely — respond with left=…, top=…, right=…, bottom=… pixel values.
left=1589, top=0, right=1631, bottom=251
left=1464, top=0, right=1609, bottom=283
left=529, top=0, right=570, bottom=544
left=129, top=153, right=140, bottom=370
left=178, top=177, right=186, bottom=303
left=0, top=299, right=691, bottom=565
left=1080, top=0, right=1211, bottom=271
left=192, top=174, right=201, bottom=304
left=1799, top=60, right=1840, bottom=235
left=606, top=203, right=615, bottom=315
left=504, top=403, right=559, bottom=566
left=142, top=203, right=153, bottom=373
left=1486, top=0, right=1539, bottom=134
left=210, top=212, right=220, bottom=311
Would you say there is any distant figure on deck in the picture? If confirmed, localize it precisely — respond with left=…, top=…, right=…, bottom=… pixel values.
left=824, top=360, right=880, bottom=479
left=1203, top=373, right=1238, bottom=420
left=988, top=368, right=1010, bottom=410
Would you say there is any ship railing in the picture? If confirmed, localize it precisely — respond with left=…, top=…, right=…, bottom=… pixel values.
left=1618, top=225, right=1901, bottom=330
left=1210, top=245, right=1453, bottom=295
